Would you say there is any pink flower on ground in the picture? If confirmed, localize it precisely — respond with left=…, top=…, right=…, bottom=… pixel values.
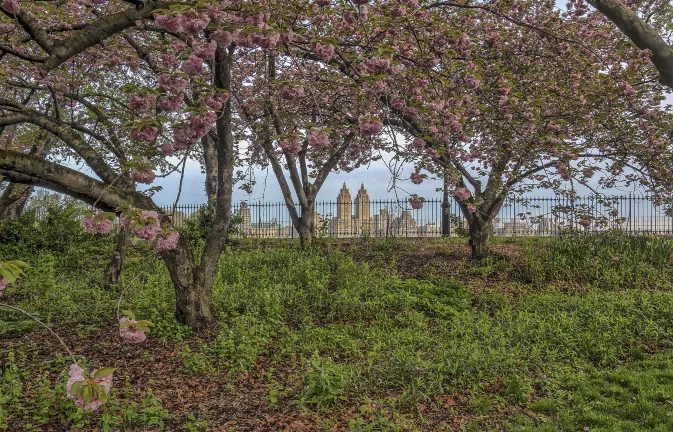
left=410, top=172, right=423, bottom=184
left=1, top=0, right=19, bottom=13
left=408, top=194, right=424, bottom=210
left=358, top=116, right=384, bottom=135
left=66, top=364, right=112, bottom=412
left=80, top=213, right=113, bottom=235
left=130, top=168, right=155, bottom=185
left=307, top=128, right=330, bottom=148
left=0, top=277, right=10, bottom=296
left=280, top=136, right=303, bottom=154
left=182, top=55, right=203, bottom=76
left=130, top=125, right=160, bottom=142
left=193, top=41, right=217, bottom=60
left=119, top=317, right=147, bottom=343
left=151, top=231, right=180, bottom=252
left=313, top=42, right=335, bottom=61
left=454, top=187, right=471, bottom=201
left=132, top=211, right=162, bottom=240
left=277, top=85, right=304, bottom=101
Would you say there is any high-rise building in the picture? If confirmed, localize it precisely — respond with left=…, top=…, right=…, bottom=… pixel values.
left=354, top=183, right=372, bottom=234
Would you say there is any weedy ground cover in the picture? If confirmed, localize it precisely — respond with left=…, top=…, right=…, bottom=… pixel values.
left=1, top=204, right=672, bottom=430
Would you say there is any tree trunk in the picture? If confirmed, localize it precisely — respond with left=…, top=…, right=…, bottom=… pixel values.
left=161, top=238, right=215, bottom=329
left=296, top=203, right=315, bottom=247
left=104, top=226, right=127, bottom=288
left=469, top=219, right=491, bottom=259
left=0, top=182, right=32, bottom=221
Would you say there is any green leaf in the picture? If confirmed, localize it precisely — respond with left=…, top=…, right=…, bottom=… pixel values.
left=70, top=380, right=85, bottom=397
left=93, top=367, right=116, bottom=379
left=122, top=310, right=136, bottom=321
left=83, top=384, right=93, bottom=404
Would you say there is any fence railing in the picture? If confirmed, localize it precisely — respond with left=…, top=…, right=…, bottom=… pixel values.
left=162, top=194, right=673, bottom=239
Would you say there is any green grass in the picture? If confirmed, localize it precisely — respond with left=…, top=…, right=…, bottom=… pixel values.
left=507, top=351, right=673, bottom=432
left=2, top=206, right=673, bottom=430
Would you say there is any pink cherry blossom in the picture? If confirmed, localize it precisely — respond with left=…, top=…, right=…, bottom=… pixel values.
left=80, top=213, right=113, bottom=234
left=277, top=85, right=304, bottom=101
left=157, top=93, right=184, bottom=112
left=313, top=42, right=335, bottom=61
left=0, top=276, right=10, bottom=296
left=467, top=204, right=477, bottom=213
left=212, top=29, right=238, bottom=48
left=130, top=167, right=155, bottom=185
left=307, top=128, right=330, bottom=148
left=193, top=41, right=217, bottom=60
left=130, top=124, right=160, bottom=142
left=1, top=0, right=19, bottom=13
left=410, top=172, right=423, bottom=184
left=132, top=211, right=162, bottom=240
left=316, top=0, right=330, bottom=5
left=128, top=94, right=155, bottom=112
left=412, top=137, right=425, bottom=149
left=408, top=194, right=424, bottom=209
left=358, top=116, right=383, bottom=135
left=454, top=187, right=471, bottom=201
left=464, top=75, right=481, bottom=89
left=67, top=364, right=112, bottom=412
left=119, top=317, right=147, bottom=343
left=182, top=14, right=210, bottom=35
left=280, top=136, right=303, bottom=154
left=186, top=111, right=217, bottom=139
left=253, top=32, right=281, bottom=50
left=173, top=127, right=196, bottom=151
left=154, top=14, right=183, bottom=33
left=200, top=92, right=229, bottom=110
left=182, top=55, right=204, bottom=76
left=151, top=231, right=180, bottom=252
left=157, top=74, right=187, bottom=94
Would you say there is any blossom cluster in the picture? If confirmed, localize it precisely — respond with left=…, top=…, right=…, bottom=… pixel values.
left=307, top=128, right=330, bottom=148
left=0, top=276, right=9, bottom=296
left=66, top=364, right=113, bottom=412
left=408, top=194, right=424, bottom=210
left=80, top=212, right=114, bottom=234
left=358, top=115, right=384, bottom=135
left=119, top=317, right=147, bottom=343
left=280, top=136, right=303, bottom=154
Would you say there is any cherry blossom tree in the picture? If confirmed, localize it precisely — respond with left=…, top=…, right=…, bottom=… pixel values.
left=586, top=0, right=673, bottom=90
left=291, top=0, right=673, bottom=257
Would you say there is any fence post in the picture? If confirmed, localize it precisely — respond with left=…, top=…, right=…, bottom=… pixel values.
left=441, top=185, right=450, bottom=237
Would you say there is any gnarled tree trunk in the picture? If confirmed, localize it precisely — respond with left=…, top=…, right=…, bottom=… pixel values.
left=104, top=225, right=127, bottom=288
left=297, top=202, right=315, bottom=247
left=468, top=219, right=491, bottom=259
left=0, top=182, right=32, bottom=221
left=162, top=236, right=215, bottom=329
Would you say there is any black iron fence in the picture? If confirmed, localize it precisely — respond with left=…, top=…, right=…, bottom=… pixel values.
left=162, top=194, right=673, bottom=238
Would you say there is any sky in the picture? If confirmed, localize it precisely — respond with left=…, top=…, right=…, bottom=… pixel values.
left=147, top=154, right=441, bottom=206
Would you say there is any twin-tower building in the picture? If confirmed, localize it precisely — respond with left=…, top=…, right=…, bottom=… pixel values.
left=237, top=182, right=426, bottom=237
